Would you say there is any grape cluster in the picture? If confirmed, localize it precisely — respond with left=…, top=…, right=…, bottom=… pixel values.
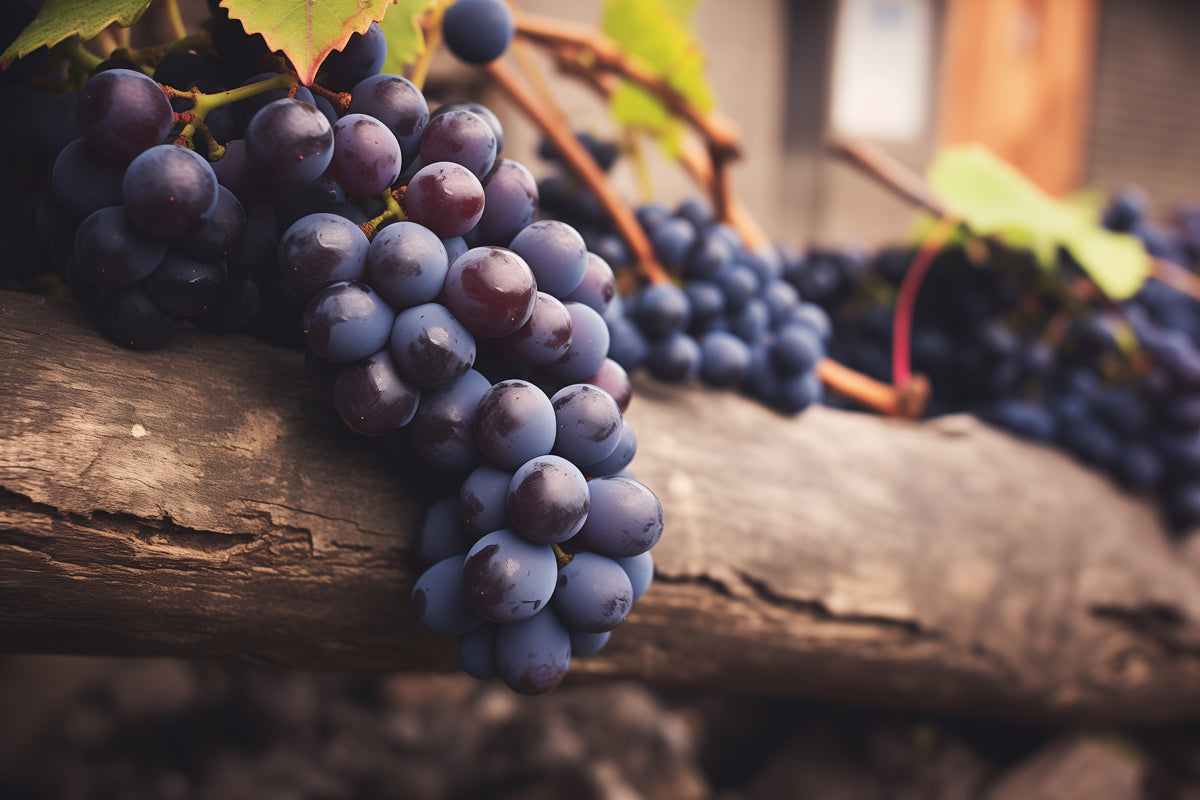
left=16, top=0, right=662, bottom=694
left=537, top=138, right=832, bottom=414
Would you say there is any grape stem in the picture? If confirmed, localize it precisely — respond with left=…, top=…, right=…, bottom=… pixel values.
left=829, top=138, right=949, bottom=217
left=162, top=73, right=297, bottom=156
left=815, top=358, right=926, bottom=418
left=359, top=189, right=408, bottom=239
left=891, top=216, right=960, bottom=392
left=484, top=58, right=671, bottom=286
left=407, top=3, right=446, bottom=92
left=550, top=543, right=573, bottom=569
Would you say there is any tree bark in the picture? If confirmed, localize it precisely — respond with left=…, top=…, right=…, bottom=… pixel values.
left=3, top=290, right=1200, bottom=724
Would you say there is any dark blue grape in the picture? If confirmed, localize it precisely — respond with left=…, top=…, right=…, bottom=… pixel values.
left=458, top=622, right=499, bottom=679
left=568, top=476, right=663, bottom=558
left=176, top=185, right=245, bottom=263
left=459, top=464, right=515, bottom=539
left=94, top=283, right=182, bottom=349
left=364, top=220, right=449, bottom=310
left=388, top=302, right=476, bottom=388
left=408, top=368, right=492, bottom=473
left=616, top=551, right=654, bottom=601
left=442, top=246, right=537, bottom=338
left=431, top=100, right=504, bottom=153
left=77, top=68, right=173, bottom=160
left=244, top=98, right=334, bottom=187
left=633, top=283, right=691, bottom=340
left=333, top=349, right=421, bottom=436
left=544, top=302, right=610, bottom=383
left=320, top=21, right=387, bottom=91
left=411, top=554, right=483, bottom=637
left=462, top=528, right=557, bottom=622
left=506, top=454, right=590, bottom=544
left=302, top=279, right=395, bottom=362
left=645, top=332, right=700, bottom=383
left=329, top=112, right=403, bottom=196
left=497, top=292, right=574, bottom=367
left=403, top=161, right=485, bottom=238
left=472, top=379, right=557, bottom=470
left=349, top=74, right=429, bottom=161
left=509, top=220, right=589, bottom=298
left=550, top=383, right=622, bottom=467
left=561, top=251, right=616, bottom=314
left=143, top=250, right=228, bottom=316
left=278, top=212, right=370, bottom=296
left=699, top=330, right=751, bottom=388
left=474, top=158, right=537, bottom=245
left=442, top=0, right=516, bottom=65
left=554, top=552, right=633, bottom=633
left=52, top=138, right=126, bottom=220
left=74, top=206, right=167, bottom=288
left=494, top=608, right=571, bottom=695
left=123, top=144, right=220, bottom=237
left=419, top=108, right=497, bottom=179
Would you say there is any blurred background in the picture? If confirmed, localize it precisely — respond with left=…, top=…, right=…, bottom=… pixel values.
left=6, top=0, right=1200, bottom=798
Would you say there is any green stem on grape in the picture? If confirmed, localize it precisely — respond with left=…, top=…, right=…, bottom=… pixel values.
left=360, top=190, right=408, bottom=239
left=67, top=38, right=104, bottom=74
left=308, top=82, right=352, bottom=113
left=164, top=73, right=297, bottom=152
left=891, top=215, right=960, bottom=392
left=484, top=57, right=671, bottom=287
left=551, top=543, right=573, bottom=569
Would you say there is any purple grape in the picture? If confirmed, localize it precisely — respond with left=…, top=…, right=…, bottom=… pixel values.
left=442, top=0, right=516, bottom=65
left=364, top=220, right=449, bottom=309
left=473, top=158, right=537, bottom=245
left=494, top=608, right=571, bottom=695
left=415, top=495, right=474, bottom=566
left=73, top=206, right=167, bottom=288
left=76, top=68, right=173, bottom=160
left=569, top=629, right=610, bottom=656
left=568, top=476, right=663, bottom=558
left=332, top=349, right=421, bottom=436
left=122, top=144, right=220, bottom=237
left=459, top=464, right=514, bottom=539
left=419, top=108, right=497, bottom=179
left=561, top=251, right=616, bottom=313
left=462, top=528, right=557, bottom=622
left=388, top=302, right=476, bottom=388
left=302, top=279, right=395, bottom=362
left=431, top=100, right=504, bottom=153
left=329, top=112, right=403, bottom=196
left=458, top=622, right=499, bottom=679
left=582, top=358, right=632, bottom=413
left=349, top=73, right=429, bottom=161
left=496, top=291, right=574, bottom=367
left=176, top=185, right=245, bottom=263
left=473, top=379, right=557, bottom=470
left=616, top=551, right=654, bottom=601
left=94, top=283, right=182, bottom=350
left=277, top=212, right=370, bottom=296
left=408, top=368, right=492, bottom=473
left=508, top=220, right=588, bottom=298
left=506, top=454, right=590, bottom=544
left=403, top=161, right=485, bottom=238
left=441, top=246, right=537, bottom=338
left=412, top=554, right=483, bottom=637
left=543, top=302, right=610, bottom=383
left=581, top=418, right=637, bottom=478
left=550, top=383, right=622, bottom=467
left=553, top=552, right=633, bottom=633
left=320, top=21, right=387, bottom=91
left=244, top=98, right=334, bottom=187
left=143, top=249, right=228, bottom=316
left=52, top=138, right=127, bottom=222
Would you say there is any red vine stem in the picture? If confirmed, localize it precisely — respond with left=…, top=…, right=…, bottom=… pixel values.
left=891, top=217, right=961, bottom=389
left=483, top=58, right=670, bottom=286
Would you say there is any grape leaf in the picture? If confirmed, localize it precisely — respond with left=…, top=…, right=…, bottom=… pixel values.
left=601, top=0, right=715, bottom=156
left=378, top=0, right=437, bottom=78
left=1, top=0, right=152, bottom=64
left=927, top=145, right=1149, bottom=300
left=223, top=0, right=395, bottom=87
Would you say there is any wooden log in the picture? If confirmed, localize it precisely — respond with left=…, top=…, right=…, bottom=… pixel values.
left=3, top=289, right=1200, bottom=724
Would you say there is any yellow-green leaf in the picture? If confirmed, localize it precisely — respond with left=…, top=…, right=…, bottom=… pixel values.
left=927, top=145, right=1150, bottom=300
left=601, top=0, right=714, bottom=153
left=223, top=0, right=395, bottom=87
left=378, top=0, right=437, bottom=77
left=1, top=0, right=152, bottom=63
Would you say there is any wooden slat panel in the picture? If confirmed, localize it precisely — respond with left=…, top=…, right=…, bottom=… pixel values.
left=939, top=0, right=1098, bottom=196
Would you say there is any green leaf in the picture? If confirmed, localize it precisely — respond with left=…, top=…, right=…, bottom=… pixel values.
left=601, top=0, right=714, bottom=153
left=1, top=0, right=152, bottom=63
left=377, top=0, right=437, bottom=78
left=927, top=145, right=1150, bottom=300
left=223, top=0, right=395, bottom=87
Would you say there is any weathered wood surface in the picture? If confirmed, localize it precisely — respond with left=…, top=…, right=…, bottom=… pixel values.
left=3, top=289, right=1200, bottom=723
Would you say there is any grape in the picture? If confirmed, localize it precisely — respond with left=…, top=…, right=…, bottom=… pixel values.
left=715, top=261, right=760, bottom=312
left=473, top=158, right=538, bottom=245
left=76, top=68, right=173, bottom=160
left=550, top=384, right=622, bottom=467
left=459, top=464, right=514, bottom=539
left=508, top=220, right=589, bottom=298
left=616, top=551, right=654, bottom=601
left=473, top=379, right=557, bottom=470
left=403, top=161, right=485, bottom=238
left=244, top=98, right=334, bottom=187
left=277, top=212, right=370, bottom=296
left=419, top=108, right=497, bottom=179
left=581, top=418, right=636, bottom=478
left=333, top=349, right=421, bottom=436
left=415, top=495, right=473, bottom=565
left=176, top=186, right=246, bottom=264
left=442, top=246, right=537, bottom=338
left=408, top=368, right=492, bottom=473
left=329, top=113, right=403, bottom=196
left=496, top=292, right=574, bottom=367
left=458, top=622, right=499, bottom=679
left=644, top=331, right=700, bottom=383
left=582, top=358, right=632, bottom=413
left=443, top=235, right=469, bottom=265
left=462, top=528, right=557, bottom=622
left=506, top=454, right=590, bottom=544
left=302, top=279, right=395, bottom=362
left=568, top=476, right=663, bottom=558
left=411, top=555, right=482, bottom=637
left=388, top=302, right=477, bottom=388
left=442, top=0, right=516, bottom=65
left=699, top=330, right=751, bottom=388
left=94, top=283, right=182, bottom=349
left=122, top=144, right=220, bottom=237
left=494, top=608, right=572, bottom=695
left=685, top=281, right=726, bottom=334
left=553, top=552, right=633, bottom=633
left=731, top=297, right=770, bottom=344
left=431, top=100, right=504, bottom=153
left=544, top=302, right=610, bottom=383
left=73, top=206, right=167, bottom=288
left=632, top=283, right=691, bottom=340
left=194, top=275, right=260, bottom=334
left=143, top=250, right=228, bottom=317
left=568, top=628, right=612, bottom=658
left=561, top=252, right=616, bottom=313
left=364, top=221, right=449, bottom=309
left=51, top=138, right=127, bottom=220
left=320, top=21, right=387, bottom=91
left=650, top=216, right=696, bottom=268
left=349, top=74, right=429, bottom=161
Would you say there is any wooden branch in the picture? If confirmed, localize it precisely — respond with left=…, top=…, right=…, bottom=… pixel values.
left=4, top=290, right=1200, bottom=724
